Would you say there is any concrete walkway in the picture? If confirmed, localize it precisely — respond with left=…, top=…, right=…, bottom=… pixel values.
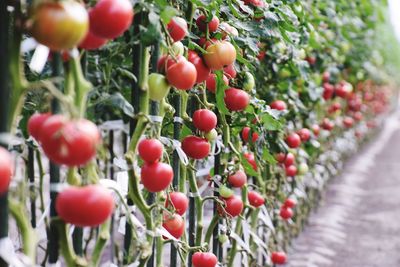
left=288, top=110, right=400, bottom=267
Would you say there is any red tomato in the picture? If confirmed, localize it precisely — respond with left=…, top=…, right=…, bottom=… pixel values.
left=353, top=111, right=363, bottom=121
left=89, top=0, right=133, bottom=39
left=257, top=51, right=266, bottom=61
left=196, top=15, right=219, bottom=33
left=79, top=30, right=108, bottom=50
left=244, top=0, right=265, bottom=7
left=224, top=88, right=249, bottom=111
left=203, top=41, right=236, bottom=70
left=192, top=252, right=218, bottom=267
left=248, top=191, right=265, bottom=208
left=157, top=55, right=185, bottom=73
left=162, top=213, right=185, bottom=239
left=270, top=100, right=286, bottom=111
left=321, top=118, right=334, bottom=131
left=181, top=136, right=210, bottom=159
left=0, top=148, right=13, bottom=195
left=55, top=185, right=114, bottom=227
left=244, top=152, right=257, bottom=171
left=271, top=251, right=287, bottom=265
left=306, top=56, right=316, bottom=65
left=285, top=165, right=297, bottom=177
left=198, top=37, right=217, bottom=49
left=311, top=124, right=320, bottom=136
left=206, top=73, right=229, bottom=93
left=141, top=162, right=173, bottom=192
left=223, top=64, right=237, bottom=79
left=167, top=17, right=188, bottom=42
left=138, top=139, right=163, bottom=163
left=322, top=71, right=330, bottom=82
left=323, top=83, right=334, bottom=100
left=188, top=50, right=211, bottom=84
left=328, top=102, right=341, bottom=114
left=280, top=206, right=293, bottom=220
left=283, top=198, right=297, bottom=208
left=30, top=1, right=89, bottom=51
left=285, top=133, right=301, bottom=148
left=221, top=195, right=243, bottom=217
left=241, top=127, right=259, bottom=143
left=192, top=109, right=217, bottom=132
left=343, top=116, right=354, bottom=128
left=40, top=116, right=101, bottom=166
left=228, top=170, right=247, bottom=188
left=275, top=153, right=286, bottom=163
left=284, top=153, right=295, bottom=167
left=335, top=84, right=348, bottom=98
left=166, top=59, right=197, bottom=90
left=297, top=128, right=311, bottom=142
left=165, top=192, right=189, bottom=215
left=27, top=112, right=51, bottom=140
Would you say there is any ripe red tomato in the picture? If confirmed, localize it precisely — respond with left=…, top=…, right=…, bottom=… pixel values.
left=30, top=1, right=88, bottom=51
left=56, top=185, right=114, bottom=227
left=223, top=64, right=237, bottom=79
left=167, top=17, right=188, bottom=42
left=286, top=133, right=301, bottom=148
left=0, top=148, right=13, bottom=195
left=228, top=170, right=247, bottom=188
left=188, top=50, right=210, bottom=84
left=275, top=153, right=286, bottom=163
left=244, top=152, right=257, bottom=171
left=271, top=251, right=287, bottom=265
left=297, top=128, right=311, bottom=142
left=353, top=111, right=363, bottom=121
left=40, top=116, right=101, bottom=166
left=166, top=192, right=189, bottom=215
left=141, top=162, right=173, bottom=192
left=280, top=206, right=293, bottom=220
left=157, top=55, right=185, bottom=73
left=203, top=41, right=237, bottom=70
left=138, top=139, right=163, bottom=163
left=206, top=73, right=229, bottom=93
left=79, top=30, right=108, bottom=50
left=241, top=127, right=259, bottom=143
left=181, top=136, right=210, bottom=159
left=196, top=15, right=220, bottom=33
left=322, top=71, right=330, bottom=82
left=270, top=100, right=286, bottom=111
left=244, top=0, right=265, bottom=7
left=285, top=165, right=297, bottom=177
left=162, top=213, right=185, bottom=239
left=283, top=198, right=297, bottom=208
left=27, top=112, right=51, bottom=141
left=89, top=0, right=133, bottom=39
left=284, top=153, right=295, bottom=167
left=343, top=116, right=354, bottom=128
left=224, top=88, right=249, bottom=111
left=192, top=252, right=218, bottom=267
left=328, top=102, right=341, bottom=114
left=323, top=83, right=334, bottom=100
left=166, top=59, right=197, bottom=90
left=321, top=118, right=334, bottom=131
left=192, top=109, right=217, bottom=132
left=311, top=124, right=320, bottom=136
left=198, top=37, right=217, bottom=49
left=221, top=195, right=243, bottom=217
left=248, top=191, right=265, bottom=208
left=306, top=56, right=316, bottom=65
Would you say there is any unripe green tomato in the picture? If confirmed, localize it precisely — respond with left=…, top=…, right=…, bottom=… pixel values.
left=279, top=68, right=291, bottom=78
left=298, top=163, right=309, bottom=175
left=205, top=129, right=218, bottom=141
left=218, top=234, right=229, bottom=243
left=171, top=41, right=184, bottom=56
left=148, top=73, right=171, bottom=101
left=219, top=185, right=234, bottom=198
left=243, top=72, right=255, bottom=91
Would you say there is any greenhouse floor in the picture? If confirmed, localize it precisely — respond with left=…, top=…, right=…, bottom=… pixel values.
left=288, top=109, right=400, bottom=267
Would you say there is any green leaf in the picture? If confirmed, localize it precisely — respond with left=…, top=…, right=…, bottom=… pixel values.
left=260, top=113, right=282, bottom=131
left=262, top=148, right=277, bottom=165
left=160, top=6, right=178, bottom=24
left=215, top=71, right=230, bottom=115
left=240, top=155, right=258, bottom=176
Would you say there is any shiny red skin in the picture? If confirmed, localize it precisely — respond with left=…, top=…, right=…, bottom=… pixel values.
left=321, top=118, right=334, bottom=131
left=55, top=185, right=114, bottom=227
left=228, top=170, right=247, bottom=188
left=297, top=128, right=311, bottom=142
left=306, top=56, right=316, bottom=65
left=285, top=165, right=297, bottom=177
left=244, top=0, right=265, bottom=7
left=166, top=192, right=189, bottom=215
left=196, top=15, right=219, bottom=33
left=181, top=136, right=210, bottom=159
left=312, top=124, right=320, bottom=136
left=0, top=148, right=13, bottom=195
left=222, top=195, right=243, bottom=217
left=197, top=37, right=217, bottom=49
left=27, top=112, right=51, bottom=140
left=286, top=133, right=301, bottom=148
left=206, top=73, right=229, bottom=93
left=322, top=71, right=330, bottom=82
left=79, top=30, right=108, bottom=50
left=223, top=64, right=237, bottom=79
left=283, top=198, right=297, bottom=208
left=335, top=84, right=348, bottom=98
left=167, top=17, right=188, bottom=42
left=328, top=102, right=342, bottom=114
left=248, top=191, right=265, bottom=208
left=89, top=0, right=133, bottom=39
left=270, top=100, right=286, bottom=111
left=188, top=50, right=210, bottom=84
left=162, top=213, right=185, bottom=239
left=138, top=139, right=163, bottom=163
left=280, top=206, right=293, bottom=220
left=141, top=162, right=173, bottom=192
left=224, top=88, right=249, bottom=111
left=192, top=109, right=217, bottom=132
left=244, top=152, right=257, bottom=171
left=166, top=59, right=197, bottom=90
left=157, top=55, right=185, bottom=73
left=284, top=153, right=295, bottom=167
left=343, top=117, right=354, bottom=128
left=275, top=153, right=286, bottom=163
left=353, top=111, right=363, bottom=121
left=192, top=252, right=218, bottom=267
left=323, top=83, right=334, bottom=100
left=241, top=127, right=259, bottom=143
left=271, top=251, right=287, bottom=264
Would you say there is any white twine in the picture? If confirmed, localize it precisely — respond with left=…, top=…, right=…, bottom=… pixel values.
left=148, top=115, right=163, bottom=123
left=49, top=183, right=68, bottom=193
left=159, top=137, right=189, bottom=166
left=173, top=117, right=184, bottom=124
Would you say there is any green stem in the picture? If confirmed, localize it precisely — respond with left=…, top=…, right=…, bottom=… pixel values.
left=204, top=215, right=219, bottom=244
left=187, top=169, right=203, bottom=246
left=56, top=222, right=87, bottom=267
left=90, top=220, right=111, bottom=267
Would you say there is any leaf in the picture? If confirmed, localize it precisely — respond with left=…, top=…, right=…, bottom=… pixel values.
left=262, top=148, right=277, bottom=164
left=215, top=71, right=230, bottom=115
left=160, top=6, right=178, bottom=24
left=260, top=113, right=282, bottom=131
left=93, top=93, right=135, bottom=118
left=240, top=155, right=258, bottom=176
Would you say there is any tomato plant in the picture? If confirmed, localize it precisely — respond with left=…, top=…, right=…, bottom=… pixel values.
left=0, top=148, right=13, bottom=195
left=181, top=136, right=210, bottom=159
left=138, top=138, right=164, bottom=163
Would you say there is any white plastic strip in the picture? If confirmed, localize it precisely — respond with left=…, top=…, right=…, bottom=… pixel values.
left=29, top=44, right=49, bottom=73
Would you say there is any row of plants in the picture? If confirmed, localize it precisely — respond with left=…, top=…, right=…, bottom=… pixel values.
left=0, top=0, right=399, bottom=266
